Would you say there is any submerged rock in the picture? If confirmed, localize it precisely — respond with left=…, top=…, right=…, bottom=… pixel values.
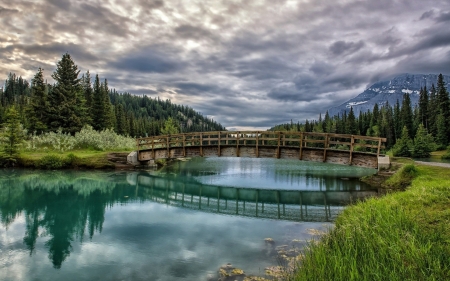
left=218, top=263, right=246, bottom=281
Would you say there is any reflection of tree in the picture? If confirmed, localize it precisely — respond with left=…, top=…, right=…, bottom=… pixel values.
left=0, top=171, right=130, bottom=269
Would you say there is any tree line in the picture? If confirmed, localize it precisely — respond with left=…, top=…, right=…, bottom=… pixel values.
left=0, top=53, right=225, bottom=138
left=271, top=74, right=450, bottom=158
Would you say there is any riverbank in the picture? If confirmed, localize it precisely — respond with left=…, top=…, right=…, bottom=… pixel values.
left=14, top=150, right=133, bottom=169
left=292, top=160, right=450, bottom=281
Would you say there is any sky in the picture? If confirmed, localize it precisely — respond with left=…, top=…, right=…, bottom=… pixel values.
left=1, top=0, right=450, bottom=130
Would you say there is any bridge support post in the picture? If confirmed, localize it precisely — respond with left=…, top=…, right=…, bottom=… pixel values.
left=183, top=134, right=186, bottom=157
left=256, top=132, right=259, bottom=158
left=218, top=132, right=221, bottom=157
left=323, top=134, right=329, bottom=162
left=277, top=132, right=281, bottom=159
left=200, top=133, right=203, bottom=157
left=349, top=135, right=355, bottom=165
left=299, top=132, right=304, bottom=160
left=236, top=132, right=240, bottom=157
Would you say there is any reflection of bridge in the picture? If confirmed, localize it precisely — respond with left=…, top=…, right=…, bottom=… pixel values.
left=135, top=131, right=386, bottom=169
left=131, top=173, right=378, bottom=222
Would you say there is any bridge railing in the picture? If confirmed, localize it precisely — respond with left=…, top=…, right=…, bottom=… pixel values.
left=137, top=131, right=386, bottom=157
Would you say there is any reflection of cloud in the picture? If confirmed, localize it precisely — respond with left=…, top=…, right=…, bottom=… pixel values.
left=2, top=1, right=450, bottom=128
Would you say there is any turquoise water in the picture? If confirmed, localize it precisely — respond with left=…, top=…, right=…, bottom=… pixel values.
left=0, top=158, right=377, bottom=280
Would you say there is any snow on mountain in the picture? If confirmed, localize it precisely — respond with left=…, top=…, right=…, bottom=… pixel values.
left=328, top=73, right=450, bottom=117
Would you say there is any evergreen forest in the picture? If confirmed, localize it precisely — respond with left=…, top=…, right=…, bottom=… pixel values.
left=0, top=53, right=225, bottom=138
left=271, top=74, right=450, bottom=158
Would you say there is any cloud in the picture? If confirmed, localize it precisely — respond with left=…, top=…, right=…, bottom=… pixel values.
left=1, top=0, right=450, bottom=129
left=329, top=40, right=365, bottom=56
left=111, top=47, right=188, bottom=73
left=436, top=11, right=450, bottom=22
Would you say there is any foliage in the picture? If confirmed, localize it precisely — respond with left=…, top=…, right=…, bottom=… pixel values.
left=411, top=124, right=434, bottom=158
left=0, top=106, right=25, bottom=166
left=384, top=163, right=418, bottom=189
left=47, top=53, right=85, bottom=134
left=160, top=117, right=179, bottom=135
left=25, top=125, right=135, bottom=152
left=392, top=126, right=412, bottom=157
left=442, top=146, right=450, bottom=159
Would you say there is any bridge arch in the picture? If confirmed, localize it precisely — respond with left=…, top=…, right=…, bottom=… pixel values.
left=134, top=131, right=387, bottom=169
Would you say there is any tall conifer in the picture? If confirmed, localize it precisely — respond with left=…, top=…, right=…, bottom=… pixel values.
left=27, top=67, right=47, bottom=133
left=47, top=53, right=84, bottom=134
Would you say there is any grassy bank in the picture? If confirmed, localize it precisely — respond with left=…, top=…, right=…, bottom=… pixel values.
left=293, top=163, right=450, bottom=281
left=16, top=150, right=124, bottom=169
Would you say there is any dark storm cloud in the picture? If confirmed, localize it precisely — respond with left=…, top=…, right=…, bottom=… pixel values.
left=174, top=25, right=219, bottom=41
left=0, top=7, right=19, bottom=15
left=173, top=82, right=225, bottom=96
left=111, top=49, right=187, bottom=73
left=329, top=40, right=365, bottom=56
left=46, top=0, right=71, bottom=10
left=436, top=11, right=450, bottom=22
left=420, top=10, right=435, bottom=20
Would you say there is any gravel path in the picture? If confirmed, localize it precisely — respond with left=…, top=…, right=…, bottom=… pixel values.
left=415, top=161, right=450, bottom=168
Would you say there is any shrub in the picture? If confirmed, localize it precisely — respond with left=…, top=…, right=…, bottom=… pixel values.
left=24, top=125, right=136, bottom=153
left=35, top=155, right=66, bottom=169
left=442, top=146, right=450, bottom=160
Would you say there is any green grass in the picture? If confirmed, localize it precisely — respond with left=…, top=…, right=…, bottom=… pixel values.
left=292, top=163, right=450, bottom=281
left=17, top=149, right=124, bottom=169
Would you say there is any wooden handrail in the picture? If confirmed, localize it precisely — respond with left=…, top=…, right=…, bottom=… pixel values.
left=137, top=131, right=387, bottom=157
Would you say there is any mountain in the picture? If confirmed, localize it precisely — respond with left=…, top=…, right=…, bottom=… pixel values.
left=327, top=73, right=450, bottom=117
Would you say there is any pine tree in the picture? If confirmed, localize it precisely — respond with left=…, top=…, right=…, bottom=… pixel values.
left=115, top=103, right=127, bottom=135
left=346, top=107, right=357, bottom=135
left=26, top=67, right=48, bottom=133
left=393, top=99, right=401, bottom=140
left=412, top=124, right=434, bottom=158
left=161, top=117, right=179, bottom=135
left=0, top=106, right=24, bottom=165
left=428, top=84, right=438, bottom=136
left=47, top=53, right=84, bottom=134
left=436, top=74, right=450, bottom=145
left=436, top=113, right=447, bottom=148
left=418, top=86, right=429, bottom=129
left=400, top=93, right=414, bottom=138
left=392, top=126, right=412, bottom=157
left=82, top=70, right=94, bottom=125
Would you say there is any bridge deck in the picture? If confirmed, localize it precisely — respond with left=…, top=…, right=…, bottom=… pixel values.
left=136, top=131, right=386, bottom=169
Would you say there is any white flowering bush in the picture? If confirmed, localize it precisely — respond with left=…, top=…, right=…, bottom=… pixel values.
left=74, top=125, right=135, bottom=151
left=24, top=126, right=135, bottom=152
left=26, top=128, right=76, bottom=152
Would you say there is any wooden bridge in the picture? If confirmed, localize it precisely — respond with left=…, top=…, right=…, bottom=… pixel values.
left=134, top=131, right=387, bottom=169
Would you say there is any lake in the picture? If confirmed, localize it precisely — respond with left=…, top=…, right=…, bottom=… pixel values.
left=0, top=158, right=377, bottom=280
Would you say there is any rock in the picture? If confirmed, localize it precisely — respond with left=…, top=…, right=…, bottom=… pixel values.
left=218, top=263, right=246, bottom=281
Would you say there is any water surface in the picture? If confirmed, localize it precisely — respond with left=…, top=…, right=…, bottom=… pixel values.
left=0, top=158, right=377, bottom=280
